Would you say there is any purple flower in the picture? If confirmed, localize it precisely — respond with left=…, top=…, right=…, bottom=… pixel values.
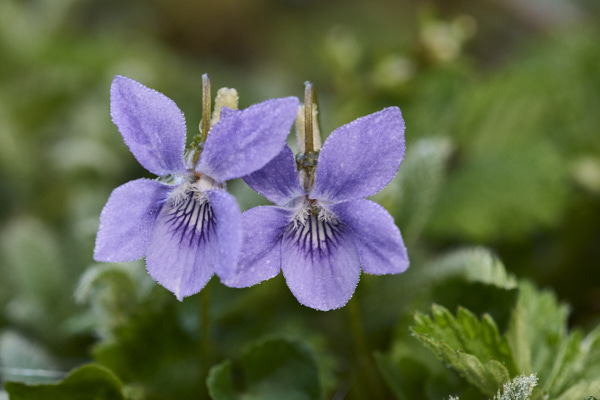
left=224, top=106, right=409, bottom=310
left=94, top=75, right=299, bottom=300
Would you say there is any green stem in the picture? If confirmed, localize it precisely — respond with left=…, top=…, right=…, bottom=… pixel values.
left=199, top=283, right=211, bottom=398
left=201, top=74, right=211, bottom=142
left=347, top=297, right=385, bottom=399
left=302, top=82, right=318, bottom=192
left=192, top=74, right=211, bottom=168
left=304, top=81, right=314, bottom=155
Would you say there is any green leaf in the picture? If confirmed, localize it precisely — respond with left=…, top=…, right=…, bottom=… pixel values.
left=424, top=248, right=517, bottom=290
left=542, top=330, right=585, bottom=397
left=374, top=247, right=516, bottom=312
left=554, top=380, right=600, bottom=400
left=206, top=360, right=237, bottom=400
left=0, top=218, right=64, bottom=301
left=411, top=305, right=518, bottom=396
left=396, top=248, right=517, bottom=300
left=0, top=218, right=72, bottom=344
left=0, top=331, right=60, bottom=384
left=374, top=351, right=431, bottom=400
left=207, top=338, right=320, bottom=400
left=92, top=303, right=201, bottom=400
left=429, top=281, right=519, bottom=335
left=579, top=324, right=600, bottom=383
left=75, top=261, right=161, bottom=335
left=4, top=364, right=125, bottom=400
left=505, top=281, right=569, bottom=380
left=376, top=137, right=452, bottom=246
left=505, top=281, right=600, bottom=399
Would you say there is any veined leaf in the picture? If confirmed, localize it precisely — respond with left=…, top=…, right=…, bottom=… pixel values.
left=506, top=281, right=568, bottom=381
left=507, top=282, right=600, bottom=399
left=411, top=305, right=518, bottom=396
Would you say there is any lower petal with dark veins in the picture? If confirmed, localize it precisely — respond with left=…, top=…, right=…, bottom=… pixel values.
left=281, top=215, right=361, bottom=311
left=146, top=194, right=218, bottom=300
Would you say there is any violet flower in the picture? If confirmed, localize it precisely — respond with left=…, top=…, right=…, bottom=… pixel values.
left=225, top=89, right=408, bottom=311
left=94, top=75, right=298, bottom=300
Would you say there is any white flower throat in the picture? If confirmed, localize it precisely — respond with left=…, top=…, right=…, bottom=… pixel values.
left=291, top=197, right=338, bottom=229
left=168, top=173, right=219, bottom=207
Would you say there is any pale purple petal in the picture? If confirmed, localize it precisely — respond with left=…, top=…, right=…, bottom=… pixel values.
left=94, top=178, right=171, bottom=262
left=330, top=200, right=409, bottom=275
left=110, top=76, right=187, bottom=176
left=311, top=107, right=405, bottom=202
left=205, top=189, right=242, bottom=281
left=243, top=146, right=305, bottom=206
left=281, top=215, right=361, bottom=311
left=223, top=206, right=292, bottom=288
left=196, top=97, right=299, bottom=182
left=145, top=192, right=218, bottom=300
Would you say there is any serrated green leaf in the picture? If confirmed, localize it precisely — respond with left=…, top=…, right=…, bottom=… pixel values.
left=411, top=305, right=517, bottom=396
left=554, top=380, right=600, bottom=400
left=454, top=353, right=510, bottom=395
left=429, top=281, right=519, bottom=335
left=207, top=338, right=320, bottom=400
left=4, top=364, right=125, bottom=400
left=505, top=292, right=532, bottom=376
left=543, top=330, right=585, bottom=397
left=376, top=308, right=462, bottom=400
left=506, top=281, right=569, bottom=381
left=546, top=319, right=600, bottom=399
left=580, top=324, right=600, bottom=382
left=505, top=280, right=600, bottom=400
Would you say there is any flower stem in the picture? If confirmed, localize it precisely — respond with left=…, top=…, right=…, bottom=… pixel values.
left=347, top=297, right=385, bottom=399
left=199, top=282, right=211, bottom=398
left=304, top=81, right=314, bottom=155
left=301, top=81, right=319, bottom=192
left=201, top=74, right=211, bottom=143
left=191, top=74, right=211, bottom=168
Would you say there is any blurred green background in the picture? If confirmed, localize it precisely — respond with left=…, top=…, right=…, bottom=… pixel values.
left=0, top=0, right=599, bottom=398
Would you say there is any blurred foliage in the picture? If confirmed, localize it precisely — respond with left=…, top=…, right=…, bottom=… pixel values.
left=1, top=0, right=600, bottom=399
left=208, top=338, right=320, bottom=400
left=4, top=364, right=126, bottom=400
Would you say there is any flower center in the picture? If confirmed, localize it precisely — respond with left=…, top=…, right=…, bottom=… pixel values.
left=288, top=199, right=342, bottom=255
left=166, top=173, right=218, bottom=207
left=164, top=174, right=218, bottom=247
left=291, top=198, right=338, bottom=229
